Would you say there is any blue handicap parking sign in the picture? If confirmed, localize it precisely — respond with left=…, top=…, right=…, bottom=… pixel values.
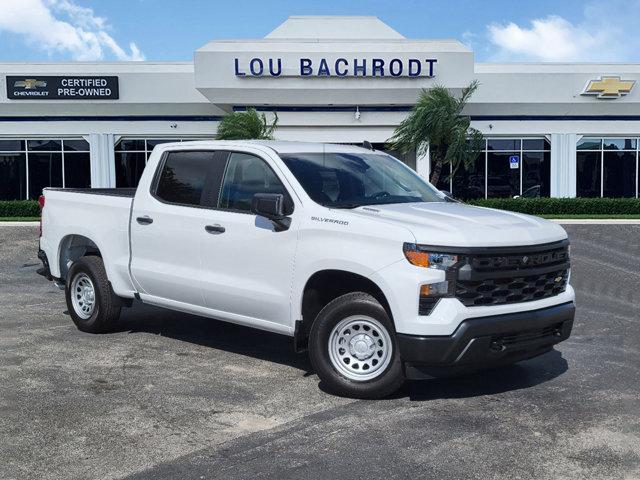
left=509, top=155, right=520, bottom=169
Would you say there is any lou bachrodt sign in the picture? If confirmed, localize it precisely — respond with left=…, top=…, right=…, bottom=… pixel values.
left=234, top=58, right=437, bottom=77
left=6, top=76, right=119, bottom=100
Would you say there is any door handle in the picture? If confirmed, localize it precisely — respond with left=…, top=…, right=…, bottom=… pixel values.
left=136, top=216, right=153, bottom=225
left=205, top=224, right=225, bottom=234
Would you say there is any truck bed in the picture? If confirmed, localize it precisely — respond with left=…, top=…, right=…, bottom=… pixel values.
left=40, top=187, right=137, bottom=296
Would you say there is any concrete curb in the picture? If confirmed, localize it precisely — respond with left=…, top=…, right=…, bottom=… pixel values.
left=0, top=222, right=40, bottom=226
left=550, top=219, right=640, bottom=224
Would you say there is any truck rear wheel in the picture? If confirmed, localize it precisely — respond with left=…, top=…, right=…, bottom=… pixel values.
left=309, top=292, right=404, bottom=399
left=65, top=256, right=121, bottom=333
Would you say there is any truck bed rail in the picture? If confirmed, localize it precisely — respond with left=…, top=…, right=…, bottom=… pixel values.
left=44, top=188, right=136, bottom=198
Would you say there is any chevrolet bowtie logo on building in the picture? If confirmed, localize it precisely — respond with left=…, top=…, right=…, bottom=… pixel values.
left=14, top=78, right=47, bottom=89
left=583, top=76, right=635, bottom=99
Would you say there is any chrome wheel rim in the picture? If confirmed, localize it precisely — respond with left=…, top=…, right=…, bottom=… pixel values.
left=71, top=273, right=96, bottom=320
left=328, top=315, right=393, bottom=381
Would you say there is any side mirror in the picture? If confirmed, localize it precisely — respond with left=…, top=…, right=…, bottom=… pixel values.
left=251, top=193, right=285, bottom=220
left=440, top=190, right=457, bottom=202
left=251, top=193, right=291, bottom=231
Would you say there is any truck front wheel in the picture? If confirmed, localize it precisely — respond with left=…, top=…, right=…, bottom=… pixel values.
left=65, top=256, right=121, bottom=333
left=309, top=292, right=405, bottom=399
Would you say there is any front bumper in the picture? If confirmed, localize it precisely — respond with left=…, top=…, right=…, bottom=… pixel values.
left=398, top=301, right=575, bottom=379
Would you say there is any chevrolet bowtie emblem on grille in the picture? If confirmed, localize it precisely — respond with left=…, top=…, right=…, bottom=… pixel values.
left=14, top=79, right=47, bottom=89
left=583, top=76, right=635, bottom=99
left=521, top=256, right=530, bottom=264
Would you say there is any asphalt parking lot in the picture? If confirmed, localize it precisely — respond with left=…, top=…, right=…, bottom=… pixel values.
left=1, top=224, right=639, bottom=480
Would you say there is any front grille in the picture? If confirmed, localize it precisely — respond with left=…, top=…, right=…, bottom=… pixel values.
left=455, top=241, right=570, bottom=307
left=469, top=246, right=568, bottom=271
left=456, top=269, right=569, bottom=306
left=415, top=240, right=570, bottom=315
left=492, top=323, right=563, bottom=349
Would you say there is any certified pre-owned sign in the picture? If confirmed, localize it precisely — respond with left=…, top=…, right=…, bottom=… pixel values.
left=6, top=76, right=119, bottom=100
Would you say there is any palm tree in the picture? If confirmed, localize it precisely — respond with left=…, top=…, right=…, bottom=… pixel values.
left=387, top=80, right=484, bottom=187
left=215, top=108, right=278, bottom=140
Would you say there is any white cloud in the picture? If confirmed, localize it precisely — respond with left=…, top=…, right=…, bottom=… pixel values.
left=486, top=1, right=640, bottom=62
left=488, top=16, right=602, bottom=61
left=0, top=0, right=145, bottom=61
left=461, top=30, right=478, bottom=51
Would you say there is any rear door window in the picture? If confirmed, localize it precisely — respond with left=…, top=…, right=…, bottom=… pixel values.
left=154, top=151, right=224, bottom=207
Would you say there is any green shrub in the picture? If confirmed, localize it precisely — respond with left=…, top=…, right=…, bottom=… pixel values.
left=467, top=198, right=640, bottom=215
left=0, top=200, right=40, bottom=217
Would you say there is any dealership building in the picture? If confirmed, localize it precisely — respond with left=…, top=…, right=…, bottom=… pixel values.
left=1, top=15, right=640, bottom=201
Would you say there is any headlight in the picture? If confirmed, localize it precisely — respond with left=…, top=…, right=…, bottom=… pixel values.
left=403, top=243, right=458, bottom=270
left=404, top=243, right=459, bottom=309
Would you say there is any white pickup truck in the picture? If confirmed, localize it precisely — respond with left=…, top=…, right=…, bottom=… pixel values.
left=38, top=141, right=575, bottom=398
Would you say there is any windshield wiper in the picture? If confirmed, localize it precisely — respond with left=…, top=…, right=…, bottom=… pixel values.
left=326, top=202, right=362, bottom=209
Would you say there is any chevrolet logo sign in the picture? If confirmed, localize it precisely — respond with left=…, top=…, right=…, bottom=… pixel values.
left=14, top=79, right=47, bottom=89
left=583, top=76, right=635, bottom=99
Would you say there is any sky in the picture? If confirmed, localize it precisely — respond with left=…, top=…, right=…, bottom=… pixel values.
left=1, top=0, right=640, bottom=63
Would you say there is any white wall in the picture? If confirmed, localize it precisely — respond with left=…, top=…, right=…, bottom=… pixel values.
left=0, top=120, right=219, bottom=137
left=3, top=56, right=640, bottom=198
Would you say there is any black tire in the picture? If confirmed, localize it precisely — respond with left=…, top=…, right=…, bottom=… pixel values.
left=65, top=255, right=121, bottom=333
left=309, top=292, right=405, bottom=399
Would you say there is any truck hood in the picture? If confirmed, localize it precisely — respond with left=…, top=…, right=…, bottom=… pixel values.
left=347, top=202, right=567, bottom=247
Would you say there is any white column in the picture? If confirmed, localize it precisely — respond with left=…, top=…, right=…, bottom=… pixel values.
left=550, top=133, right=578, bottom=198
left=416, top=142, right=430, bottom=180
left=87, top=133, right=116, bottom=188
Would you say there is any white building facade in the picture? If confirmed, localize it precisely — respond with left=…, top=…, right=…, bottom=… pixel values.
left=1, top=16, right=640, bottom=200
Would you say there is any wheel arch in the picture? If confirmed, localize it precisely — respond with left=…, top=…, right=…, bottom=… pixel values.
left=57, top=234, right=102, bottom=282
left=296, top=269, right=393, bottom=350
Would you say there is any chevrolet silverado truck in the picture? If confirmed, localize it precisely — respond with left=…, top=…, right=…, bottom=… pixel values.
left=38, top=141, right=575, bottom=398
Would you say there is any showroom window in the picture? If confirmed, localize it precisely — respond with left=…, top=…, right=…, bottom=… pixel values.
left=115, top=138, right=211, bottom=188
left=577, top=138, right=638, bottom=197
left=0, top=138, right=90, bottom=200
left=431, top=138, right=551, bottom=199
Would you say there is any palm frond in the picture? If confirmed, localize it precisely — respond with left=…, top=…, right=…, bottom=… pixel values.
left=216, top=108, right=278, bottom=140
left=386, top=81, right=483, bottom=180
left=458, top=80, right=480, bottom=111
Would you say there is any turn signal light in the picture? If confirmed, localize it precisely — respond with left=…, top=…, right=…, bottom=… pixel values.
left=404, top=248, right=430, bottom=267
left=420, top=282, right=450, bottom=297
left=403, top=243, right=458, bottom=270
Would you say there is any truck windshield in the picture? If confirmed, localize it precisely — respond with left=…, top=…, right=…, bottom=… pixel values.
left=280, top=152, right=445, bottom=208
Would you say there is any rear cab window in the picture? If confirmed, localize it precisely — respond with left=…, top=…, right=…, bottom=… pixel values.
left=154, top=150, right=225, bottom=208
